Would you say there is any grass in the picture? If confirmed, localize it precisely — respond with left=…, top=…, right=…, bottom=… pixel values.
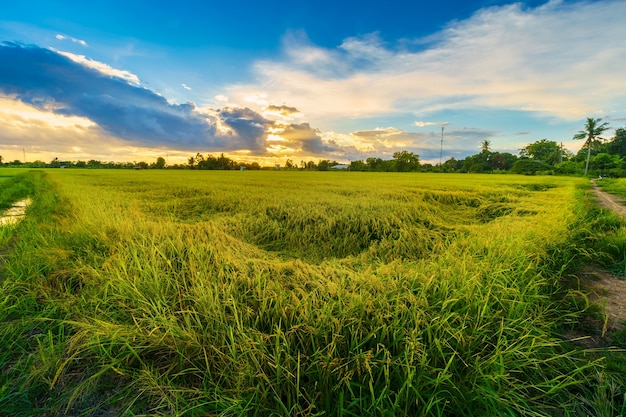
left=595, top=178, right=626, bottom=199
left=1, top=169, right=626, bottom=415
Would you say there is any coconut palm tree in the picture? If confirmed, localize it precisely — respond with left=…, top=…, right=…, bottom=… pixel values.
left=574, top=117, right=609, bottom=176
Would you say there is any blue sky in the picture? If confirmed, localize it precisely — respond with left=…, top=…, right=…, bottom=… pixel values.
left=1, top=0, right=625, bottom=165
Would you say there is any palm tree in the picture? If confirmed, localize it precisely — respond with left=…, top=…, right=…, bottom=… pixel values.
left=574, top=117, right=609, bottom=176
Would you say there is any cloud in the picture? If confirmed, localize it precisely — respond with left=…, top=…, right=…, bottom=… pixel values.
left=55, top=34, right=88, bottom=47
left=352, top=127, right=409, bottom=139
left=217, top=107, right=271, bottom=152
left=0, top=43, right=363, bottom=161
left=278, top=122, right=342, bottom=155
left=225, top=0, right=626, bottom=124
left=11, top=0, right=622, bottom=165
left=53, top=49, right=141, bottom=85
left=0, top=42, right=270, bottom=153
left=182, top=83, right=191, bottom=90
left=265, top=104, right=301, bottom=117
left=333, top=126, right=498, bottom=162
left=415, top=121, right=448, bottom=127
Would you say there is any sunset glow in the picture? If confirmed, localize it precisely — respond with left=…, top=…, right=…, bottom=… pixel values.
left=2, top=0, right=625, bottom=165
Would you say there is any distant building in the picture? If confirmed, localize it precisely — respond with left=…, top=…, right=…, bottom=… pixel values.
left=330, top=164, right=350, bottom=170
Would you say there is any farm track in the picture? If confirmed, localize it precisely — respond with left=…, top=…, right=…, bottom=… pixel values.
left=582, top=180, right=626, bottom=333
left=591, top=179, right=626, bottom=219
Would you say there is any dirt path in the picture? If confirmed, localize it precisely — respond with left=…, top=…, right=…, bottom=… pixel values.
left=590, top=179, right=626, bottom=218
left=578, top=181, right=626, bottom=334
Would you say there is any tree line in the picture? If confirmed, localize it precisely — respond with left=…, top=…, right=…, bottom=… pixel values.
left=2, top=118, right=624, bottom=176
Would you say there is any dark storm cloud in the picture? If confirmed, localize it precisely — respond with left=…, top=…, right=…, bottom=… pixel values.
left=0, top=42, right=267, bottom=151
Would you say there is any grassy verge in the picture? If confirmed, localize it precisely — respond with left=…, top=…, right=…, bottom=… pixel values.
left=595, top=178, right=626, bottom=199
left=1, top=170, right=625, bottom=416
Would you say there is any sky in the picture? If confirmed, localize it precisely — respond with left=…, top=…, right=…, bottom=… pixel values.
left=1, top=0, right=626, bottom=166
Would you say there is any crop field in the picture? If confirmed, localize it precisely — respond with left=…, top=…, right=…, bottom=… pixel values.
left=1, top=169, right=626, bottom=416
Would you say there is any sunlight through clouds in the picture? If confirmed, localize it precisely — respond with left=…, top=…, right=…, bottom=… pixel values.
left=0, top=97, right=95, bottom=129
left=2, top=0, right=626, bottom=166
left=55, top=50, right=141, bottom=85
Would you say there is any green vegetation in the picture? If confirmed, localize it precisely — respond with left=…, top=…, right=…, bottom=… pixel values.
left=574, top=118, right=611, bottom=176
left=596, top=178, right=626, bottom=200
left=1, top=170, right=626, bottom=416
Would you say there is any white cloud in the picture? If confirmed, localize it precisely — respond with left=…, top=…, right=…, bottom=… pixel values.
left=244, top=92, right=269, bottom=106
left=54, top=50, right=141, bottom=85
left=181, top=83, right=191, bottom=90
left=415, top=121, right=448, bottom=127
left=224, top=0, right=626, bottom=126
left=55, top=33, right=88, bottom=46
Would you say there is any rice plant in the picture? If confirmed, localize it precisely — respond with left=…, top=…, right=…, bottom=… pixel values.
left=1, top=169, right=624, bottom=416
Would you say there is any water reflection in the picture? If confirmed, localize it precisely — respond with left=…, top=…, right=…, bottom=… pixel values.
left=0, top=198, right=32, bottom=226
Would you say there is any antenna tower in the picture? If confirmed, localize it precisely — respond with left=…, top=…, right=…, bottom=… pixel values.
left=439, top=125, right=444, bottom=167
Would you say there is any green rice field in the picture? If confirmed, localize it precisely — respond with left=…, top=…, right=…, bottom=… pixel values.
left=1, top=169, right=626, bottom=416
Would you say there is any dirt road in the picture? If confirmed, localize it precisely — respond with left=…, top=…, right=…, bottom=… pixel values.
left=581, top=180, right=626, bottom=334
left=590, top=179, right=626, bottom=218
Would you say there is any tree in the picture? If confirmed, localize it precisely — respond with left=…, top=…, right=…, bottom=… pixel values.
left=606, top=127, right=626, bottom=157
left=589, top=153, right=619, bottom=173
left=463, top=152, right=491, bottom=173
left=87, top=159, right=102, bottom=168
left=442, top=157, right=464, bottom=172
left=217, top=153, right=233, bottom=170
left=317, top=160, right=331, bottom=171
left=0, top=155, right=3, bottom=165
left=491, top=152, right=518, bottom=171
left=481, top=140, right=491, bottom=154
left=153, top=157, right=166, bottom=169
left=349, top=160, right=367, bottom=171
left=511, top=159, right=552, bottom=175
left=574, top=117, right=610, bottom=176
left=392, top=150, right=420, bottom=172
left=521, top=139, right=561, bottom=165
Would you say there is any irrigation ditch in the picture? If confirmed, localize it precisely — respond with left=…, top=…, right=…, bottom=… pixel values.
left=0, top=197, right=31, bottom=226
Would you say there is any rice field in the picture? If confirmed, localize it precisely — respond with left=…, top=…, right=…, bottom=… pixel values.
left=1, top=169, right=625, bottom=416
